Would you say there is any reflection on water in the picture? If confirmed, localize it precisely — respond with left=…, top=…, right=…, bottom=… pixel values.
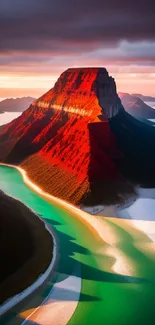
left=116, top=187, right=155, bottom=244
left=128, top=198, right=155, bottom=221
left=148, top=119, right=155, bottom=123
left=145, top=101, right=155, bottom=109
left=144, top=101, right=155, bottom=124
left=117, top=187, right=155, bottom=221
left=0, top=112, right=21, bottom=126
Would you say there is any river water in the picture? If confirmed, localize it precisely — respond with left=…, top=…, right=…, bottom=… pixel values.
left=0, top=112, right=21, bottom=126
left=145, top=101, right=155, bottom=109
left=1, top=165, right=155, bottom=325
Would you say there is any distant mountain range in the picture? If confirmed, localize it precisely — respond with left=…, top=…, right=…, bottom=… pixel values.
left=1, top=93, right=154, bottom=121
left=0, top=67, right=155, bottom=206
left=0, top=97, right=35, bottom=113
left=132, top=94, right=155, bottom=102
left=119, top=92, right=155, bottom=119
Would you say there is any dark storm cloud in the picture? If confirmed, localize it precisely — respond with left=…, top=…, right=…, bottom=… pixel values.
left=0, top=0, right=155, bottom=53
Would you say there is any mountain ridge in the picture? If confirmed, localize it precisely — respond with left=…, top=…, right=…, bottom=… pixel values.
left=0, top=97, right=36, bottom=113
left=119, top=92, right=155, bottom=119
left=132, top=94, right=155, bottom=102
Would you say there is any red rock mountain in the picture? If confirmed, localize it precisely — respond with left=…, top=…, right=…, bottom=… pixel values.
left=0, top=68, right=123, bottom=204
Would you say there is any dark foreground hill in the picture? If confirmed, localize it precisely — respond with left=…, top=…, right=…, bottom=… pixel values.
left=0, top=68, right=155, bottom=205
left=0, top=190, right=53, bottom=304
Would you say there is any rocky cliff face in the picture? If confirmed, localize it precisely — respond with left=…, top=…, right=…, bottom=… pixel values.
left=0, top=68, right=124, bottom=204
left=33, top=67, right=122, bottom=118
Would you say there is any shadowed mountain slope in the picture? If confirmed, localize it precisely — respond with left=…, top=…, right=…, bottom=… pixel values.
left=119, top=93, right=155, bottom=119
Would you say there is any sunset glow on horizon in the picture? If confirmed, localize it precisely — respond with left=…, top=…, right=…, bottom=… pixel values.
left=0, top=1, right=155, bottom=99
left=1, top=65, right=155, bottom=99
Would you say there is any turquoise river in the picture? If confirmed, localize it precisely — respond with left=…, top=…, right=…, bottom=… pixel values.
left=0, top=165, right=155, bottom=325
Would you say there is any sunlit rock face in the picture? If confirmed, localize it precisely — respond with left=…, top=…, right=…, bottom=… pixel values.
left=34, top=68, right=102, bottom=117
left=33, top=67, right=122, bottom=118
left=0, top=68, right=122, bottom=204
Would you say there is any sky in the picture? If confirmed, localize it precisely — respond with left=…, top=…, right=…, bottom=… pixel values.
left=0, top=0, right=155, bottom=99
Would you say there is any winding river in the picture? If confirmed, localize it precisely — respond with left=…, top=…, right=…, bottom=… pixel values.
left=0, top=165, right=155, bottom=325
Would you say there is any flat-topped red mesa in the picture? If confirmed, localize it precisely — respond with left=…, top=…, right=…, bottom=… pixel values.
left=0, top=68, right=124, bottom=204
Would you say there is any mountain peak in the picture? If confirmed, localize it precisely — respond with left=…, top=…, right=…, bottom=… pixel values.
left=65, top=67, right=107, bottom=73
left=0, top=67, right=122, bottom=203
left=34, top=67, right=120, bottom=119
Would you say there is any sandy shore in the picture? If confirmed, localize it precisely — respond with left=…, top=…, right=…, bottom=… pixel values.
left=0, top=163, right=111, bottom=242
left=1, top=162, right=155, bottom=248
